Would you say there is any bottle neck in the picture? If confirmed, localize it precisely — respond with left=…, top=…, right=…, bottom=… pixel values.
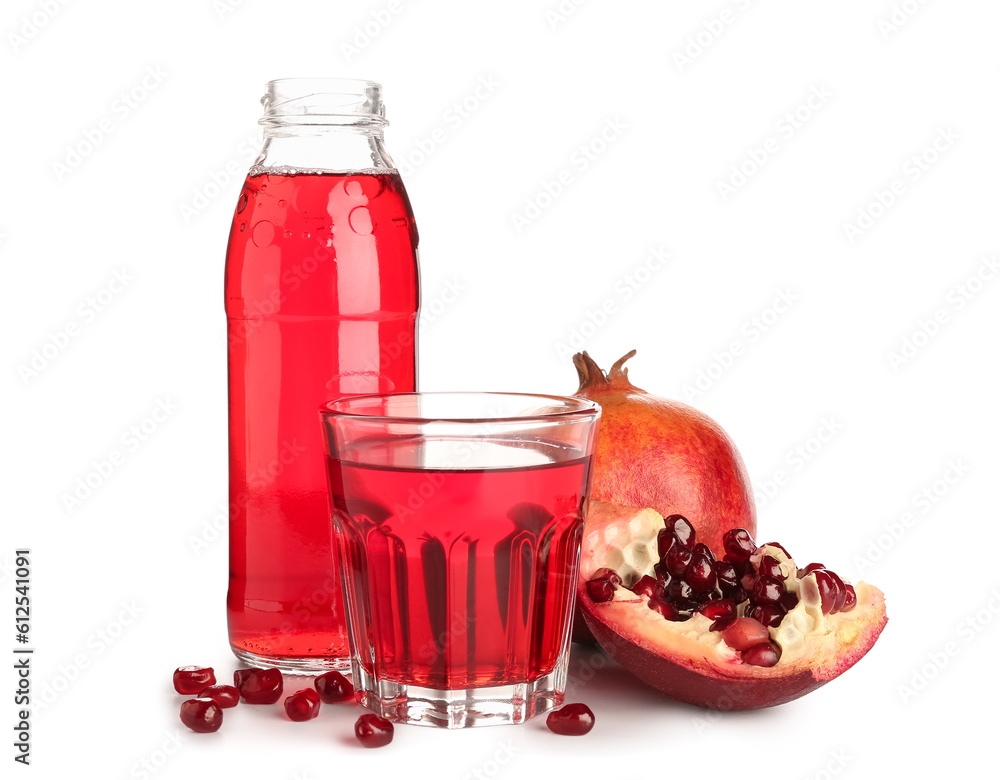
left=254, top=127, right=396, bottom=174
left=252, top=78, right=396, bottom=174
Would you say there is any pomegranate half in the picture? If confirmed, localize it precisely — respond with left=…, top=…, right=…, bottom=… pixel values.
left=577, top=501, right=887, bottom=710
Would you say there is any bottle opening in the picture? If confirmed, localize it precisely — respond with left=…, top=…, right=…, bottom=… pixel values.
left=260, top=78, right=386, bottom=128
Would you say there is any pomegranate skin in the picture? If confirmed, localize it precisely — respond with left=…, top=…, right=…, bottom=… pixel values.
left=573, top=350, right=756, bottom=558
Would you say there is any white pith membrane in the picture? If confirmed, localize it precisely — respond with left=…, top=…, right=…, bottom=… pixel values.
left=581, top=506, right=879, bottom=672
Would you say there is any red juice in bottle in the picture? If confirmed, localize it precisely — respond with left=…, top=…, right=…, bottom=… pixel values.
left=327, top=440, right=592, bottom=689
left=224, top=80, right=419, bottom=671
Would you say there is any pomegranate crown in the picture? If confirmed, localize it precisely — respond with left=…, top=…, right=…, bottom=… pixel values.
left=573, top=349, right=640, bottom=393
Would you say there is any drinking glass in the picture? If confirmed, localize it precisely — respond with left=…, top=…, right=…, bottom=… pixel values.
left=320, top=392, right=601, bottom=727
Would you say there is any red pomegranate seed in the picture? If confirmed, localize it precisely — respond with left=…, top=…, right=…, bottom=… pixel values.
left=665, top=543, right=693, bottom=577
left=742, top=641, right=781, bottom=668
left=812, top=570, right=841, bottom=615
left=586, top=578, right=616, bottom=603
left=235, top=667, right=283, bottom=704
left=648, top=599, right=682, bottom=621
left=721, top=617, right=770, bottom=651
left=666, top=578, right=697, bottom=610
left=631, top=574, right=659, bottom=599
left=700, top=598, right=737, bottom=621
left=798, top=562, right=826, bottom=577
left=825, top=570, right=848, bottom=613
left=752, top=575, right=785, bottom=605
left=714, top=560, right=738, bottom=589
left=233, top=668, right=253, bottom=690
left=284, top=688, right=321, bottom=721
left=666, top=515, right=696, bottom=548
left=762, top=541, right=792, bottom=559
left=355, top=713, right=394, bottom=748
left=180, top=697, right=222, bottom=733
left=722, top=528, right=756, bottom=563
left=686, top=552, right=717, bottom=592
left=842, top=583, right=857, bottom=611
left=741, top=570, right=757, bottom=591
left=198, top=684, right=239, bottom=708
left=657, top=528, right=676, bottom=559
left=173, top=666, right=215, bottom=695
left=780, top=591, right=799, bottom=611
left=654, top=564, right=672, bottom=591
left=758, top=555, right=784, bottom=580
left=693, top=542, right=716, bottom=563
left=747, top=603, right=787, bottom=628
left=315, top=670, right=354, bottom=703
left=710, top=616, right=736, bottom=632
left=546, top=703, right=595, bottom=736
left=592, top=567, right=622, bottom=587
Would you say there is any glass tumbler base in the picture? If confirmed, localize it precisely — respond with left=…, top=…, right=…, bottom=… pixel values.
left=353, top=662, right=567, bottom=728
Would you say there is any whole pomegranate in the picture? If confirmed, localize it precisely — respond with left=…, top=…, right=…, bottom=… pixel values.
left=573, top=350, right=756, bottom=556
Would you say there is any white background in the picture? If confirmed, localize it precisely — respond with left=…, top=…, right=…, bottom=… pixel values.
left=3, top=0, right=998, bottom=777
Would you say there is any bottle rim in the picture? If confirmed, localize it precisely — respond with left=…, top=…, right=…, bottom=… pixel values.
left=260, top=78, right=387, bottom=127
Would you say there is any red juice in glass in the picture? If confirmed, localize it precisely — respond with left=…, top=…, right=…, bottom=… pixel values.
left=330, top=447, right=590, bottom=689
left=225, top=167, right=419, bottom=670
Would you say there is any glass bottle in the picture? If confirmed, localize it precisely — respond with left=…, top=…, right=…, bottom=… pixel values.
left=224, top=78, right=420, bottom=671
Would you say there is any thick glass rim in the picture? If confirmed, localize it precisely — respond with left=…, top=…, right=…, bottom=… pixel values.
left=260, top=78, right=387, bottom=127
left=320, top=392, right=601, bottom=425
left=264, top=77, right=383, bottom=94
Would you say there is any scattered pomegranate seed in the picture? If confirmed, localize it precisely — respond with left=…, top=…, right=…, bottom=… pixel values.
left=234, top=667, right=283, bottom=704
left=666, top=515, right=696, bottom=548
left=355, top=713, right=394, bottom=748
left=173, top=666, right=215, bottom=695
left=842, top=583, right=858, bottom=611
left=592, top=567, right=623, bottom=587
left=233, top=668, right=253, bottom=689
left=758, top=555, right=784, bottom=580
left=721, top=617, right=770, bottom=651
left=546, top=703, right=595, bottom=736
left=198, top=684, right=239, bottom=708
left=630, top=575, right=659, bottom=599
left=752, top=575, right=785, bottom=605
left=284, top=688, right=321, bottom=721
left=700, top=598, right=736, bottom=621
left=586, top=577, right=616, bottom=603
left=315, top=670, right=354, bottom=703
left=722, top=528, right=756, bottom=562
left=180, top=697, right=222, bottom=733
left=742, top=641, right=781, bottom=668
left=665, top=543, right=693, bottom=577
